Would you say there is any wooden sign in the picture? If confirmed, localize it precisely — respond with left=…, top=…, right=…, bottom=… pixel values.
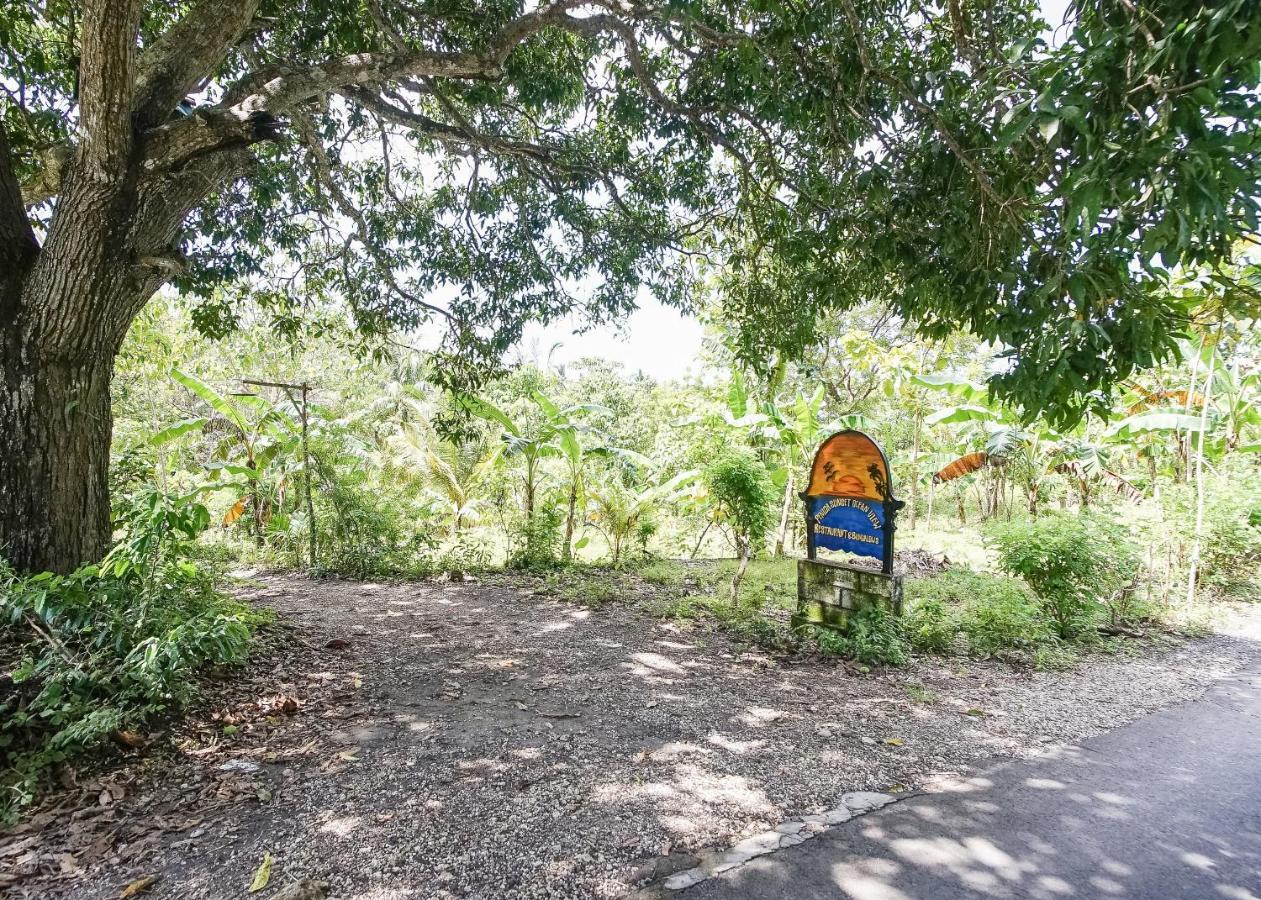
left=801, top=430, right=905, bottom=574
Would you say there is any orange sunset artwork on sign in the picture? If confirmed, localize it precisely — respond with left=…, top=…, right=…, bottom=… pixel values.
left=805, top=431, right=892, bottom=501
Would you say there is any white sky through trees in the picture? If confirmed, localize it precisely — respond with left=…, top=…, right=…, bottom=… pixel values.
left=522, top=0, right=1077, bottom=382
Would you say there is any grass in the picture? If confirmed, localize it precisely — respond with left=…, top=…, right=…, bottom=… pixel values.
left=530, top=551, right=1203, bottom=672
left=905, top=683, right=937, bottom=703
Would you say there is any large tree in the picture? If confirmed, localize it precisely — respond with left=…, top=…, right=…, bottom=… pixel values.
left=1, top=0, right=1257, bottom=573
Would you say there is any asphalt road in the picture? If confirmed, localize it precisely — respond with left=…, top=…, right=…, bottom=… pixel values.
left=689, top=662, right=1261, bottom=900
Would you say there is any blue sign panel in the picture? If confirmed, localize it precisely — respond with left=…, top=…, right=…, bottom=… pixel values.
left=808, top=496, right=886, bottom=562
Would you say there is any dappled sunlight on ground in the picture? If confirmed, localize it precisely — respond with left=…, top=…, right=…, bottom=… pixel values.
left=17, top=573, right=1257, bottom=900
left=688, top=669, right=1261, bottom=900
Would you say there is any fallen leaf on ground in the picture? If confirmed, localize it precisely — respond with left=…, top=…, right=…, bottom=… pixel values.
left=324, top=638, right=351, bottom=650
left=883, top=737, right=904, bottom=746
left=249, top=852, right=273, bottom=892
left=111, top=730, right=146, bottom=749
left=119, top=875, right=158, bottom=897
left=965, top=708, right=986, bottom=717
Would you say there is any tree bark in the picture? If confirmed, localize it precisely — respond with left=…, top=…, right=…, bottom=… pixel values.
left=730, top=539, right=750, bottom=603
left=1, top=329, right=115, bottom=573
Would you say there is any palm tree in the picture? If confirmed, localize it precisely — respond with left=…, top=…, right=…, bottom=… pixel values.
left=388, top=418, right=497, bottom=535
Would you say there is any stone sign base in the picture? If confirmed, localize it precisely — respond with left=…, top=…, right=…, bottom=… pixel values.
left=793, top=557, right=903, bottom=634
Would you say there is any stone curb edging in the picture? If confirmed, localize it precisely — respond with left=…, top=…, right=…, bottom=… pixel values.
left=658, top=791, right=899, bottom=893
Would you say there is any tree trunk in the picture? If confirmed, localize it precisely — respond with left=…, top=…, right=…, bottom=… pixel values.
left=0, top=158, right=251, bottom=572
left=0, top=328, right=116, bottom=573
left=1185, top=338, right=1217, bottom=607
left=908, top=410, right=922, bottom=530
left=563, top=479, right=577, bottom=562
left=773, top=468, right=795, bottom=556
left=730, top=541, right=750, bottom=604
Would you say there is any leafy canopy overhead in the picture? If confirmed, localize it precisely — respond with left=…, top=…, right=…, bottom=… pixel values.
left=5, top=0, right=1259, bottom=424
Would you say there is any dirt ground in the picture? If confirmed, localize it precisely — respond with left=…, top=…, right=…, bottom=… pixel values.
left=3, top=572, right=1257, bottom=900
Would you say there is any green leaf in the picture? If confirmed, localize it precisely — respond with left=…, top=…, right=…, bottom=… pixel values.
left=926, top=405, right=1002, bottom=426
left=150, top=418, right=208, bottom=445
left=1107, top=410, right=1209, bottom=437
left=171, top=369, right=246, bottom=433
left=457, top=395, right=519, bottom=437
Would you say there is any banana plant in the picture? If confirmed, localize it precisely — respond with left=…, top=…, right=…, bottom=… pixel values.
left=457, top=392, right=615, bottom=560
left=528, top=391, right=628, bottom=561
left=153, top=368, right=298, bottom=541
left=716, top=373, right=863, bottom=555
left=587, top=469, right=698, bottom=565
left=920, top=376, right=1062, bottom=516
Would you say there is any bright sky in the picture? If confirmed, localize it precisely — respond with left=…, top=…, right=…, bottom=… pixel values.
left=522, top=293, right=708, bottom=381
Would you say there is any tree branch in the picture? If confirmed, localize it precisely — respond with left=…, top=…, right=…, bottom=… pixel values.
left=290, top=106, right=456, bottom=327
left=0, top=120, right=37, bottom=261
left=232, top=0, right=583, bottom=117
left=77, top=0, right=142, bottom=180
left=133, top=0, right=262, bottom=127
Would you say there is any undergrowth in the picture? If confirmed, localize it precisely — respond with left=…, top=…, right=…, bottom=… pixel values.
left=0, top=487, right=267, bottom=822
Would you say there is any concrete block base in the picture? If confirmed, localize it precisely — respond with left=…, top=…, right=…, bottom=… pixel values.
left=793, top=557, right=903, bottom=634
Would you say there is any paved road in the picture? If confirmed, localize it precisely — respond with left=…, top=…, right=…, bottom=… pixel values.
left=690, top=663, right=1261, bottom=900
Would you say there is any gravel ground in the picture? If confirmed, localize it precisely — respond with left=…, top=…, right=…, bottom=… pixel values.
left=4, top=572, right=1258, bottom=900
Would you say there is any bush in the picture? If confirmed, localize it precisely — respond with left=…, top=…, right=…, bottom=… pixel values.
left=811, top=605, right=909, bottom=666
left=703, top=450, right=776, bottom=601
left=1198, top=502, right=1261, bottom=598
left=706, top=598, right=797, bottom=650
left=902, top=598, right=958, bottom=653
left=0, top=561, right=265, bottom=822
left=986, top=513, right=1137, bottom=638
left=509, top=505, right=564, bottom=571
left=906, top=569, right=1056, bottom=657
left=0, top=486, right=268, bottom=821
left=958, top=584, right=1053, bottom=656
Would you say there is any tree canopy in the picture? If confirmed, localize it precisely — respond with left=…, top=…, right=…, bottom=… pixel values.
left=2, top=0, right=1260, bottom=572
left=5, top=1, right=1257, bottom=419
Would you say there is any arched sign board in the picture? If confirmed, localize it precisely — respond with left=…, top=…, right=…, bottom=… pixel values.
left=801, top=430, right=905, bottom=574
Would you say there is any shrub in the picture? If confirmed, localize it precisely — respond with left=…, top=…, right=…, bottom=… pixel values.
left=1, top=561, right=264, bottom=821
left=1159, top=461, right=1261, bottom=600
left=958, top=585, right=1053, bottom=656
left=509, top=504, right=564, bottom=571
left=316, top=464, right=437, bottom=578
left=811, top=605, right=909, bottom=666
left=706, top=598, right=796, bottom=650
left=1032, top=644, right=1079, bottom=671
left=906, top=568, right=1056, bottom=657
left=703, top=451, right=776, bottom=601
left=437, top=532, right=493, bottom=579
left=986, top=513, right=1137, bottom=639
left=1198, top=503, right=1261, bottom=599
left=902, top=598, right=958, bottom=654
left=0, top=485, right=269, bottom=821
